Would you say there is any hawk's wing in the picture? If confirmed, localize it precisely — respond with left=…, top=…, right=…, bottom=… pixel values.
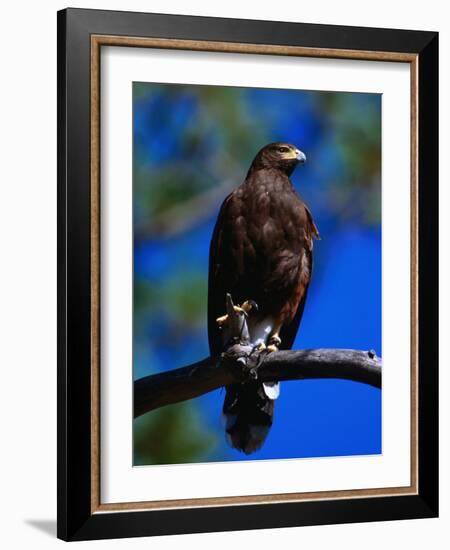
left=279, top=204, right=319, bottom=350
left=278, top=276, right=310, bottom=350
left=207, top=192, right=236, bottom=357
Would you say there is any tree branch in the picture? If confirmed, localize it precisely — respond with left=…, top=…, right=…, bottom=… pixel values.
left=134, top=348, right=381, bottom=418
left=133, top=294, right=382, bottom=418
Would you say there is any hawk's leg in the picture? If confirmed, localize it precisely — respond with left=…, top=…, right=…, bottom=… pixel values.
left=216, top=300, right=257, bottom=327
left=253, top=342, right=267, bottom=353
left=266, top=328, right=282, bottom=353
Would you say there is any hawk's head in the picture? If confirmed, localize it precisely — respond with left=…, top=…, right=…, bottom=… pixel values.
left=250, top=142, right=306, bottom=176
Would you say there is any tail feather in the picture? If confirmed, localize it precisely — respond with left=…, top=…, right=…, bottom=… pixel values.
left=222, top=382, right=277, bottom=454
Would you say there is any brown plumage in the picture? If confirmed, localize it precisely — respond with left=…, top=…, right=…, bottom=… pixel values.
left=208, top=142, right=319, bottom=454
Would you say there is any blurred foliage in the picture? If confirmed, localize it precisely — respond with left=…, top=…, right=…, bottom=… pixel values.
left=134, top=401, right=219, bottom=465
left=132, top=81, right=382, bottom=466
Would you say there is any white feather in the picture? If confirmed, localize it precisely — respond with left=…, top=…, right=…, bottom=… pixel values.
left=263, top=381, right=280, bottom=400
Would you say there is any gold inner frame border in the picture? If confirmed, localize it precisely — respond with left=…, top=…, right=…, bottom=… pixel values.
left=90, top=35, right=419, bottom=514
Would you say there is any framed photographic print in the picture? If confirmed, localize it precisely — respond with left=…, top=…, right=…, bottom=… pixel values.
left=57, top=8, right=438, bottom=541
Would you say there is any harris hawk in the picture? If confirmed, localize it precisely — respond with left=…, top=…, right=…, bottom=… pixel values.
left=208, top=142, right=319, bottom=454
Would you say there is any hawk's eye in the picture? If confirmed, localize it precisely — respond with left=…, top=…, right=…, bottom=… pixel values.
left=278, top=146, right=289, bottom=153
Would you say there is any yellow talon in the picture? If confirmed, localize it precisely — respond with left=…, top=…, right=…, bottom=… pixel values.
left=216, top=300, right=257, bottom=327
left=254, top=342, right=267, bottom=352
left=266, top=344, right=279, bottom=353
left=240, top=300, right=257, bottom=314
left=216, top=314, right=228, bottom=326
left=216, top=306, right=245, bottom=326
left=266, top=333, right=281, bottom=353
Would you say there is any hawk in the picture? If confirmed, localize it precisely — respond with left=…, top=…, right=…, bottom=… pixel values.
left=208, top=142, right=319, bottom=454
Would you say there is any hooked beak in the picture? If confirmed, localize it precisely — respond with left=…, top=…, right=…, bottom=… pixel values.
left=296, top=150, right=307, bottom=164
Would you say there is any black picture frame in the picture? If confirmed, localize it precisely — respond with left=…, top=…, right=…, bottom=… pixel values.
left=57, top=7, right=438, bottom=541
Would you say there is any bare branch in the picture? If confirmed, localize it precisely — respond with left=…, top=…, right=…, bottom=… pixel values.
left=134, top=348, right=381, bottom=418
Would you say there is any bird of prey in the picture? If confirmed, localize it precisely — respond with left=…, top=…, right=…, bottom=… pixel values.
left=208, top=142, right=319, bottom=454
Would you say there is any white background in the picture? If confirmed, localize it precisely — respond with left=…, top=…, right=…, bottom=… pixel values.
left=0, top=1, right=447, bottom=548
left=102, top=48, right=411, bottom=503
